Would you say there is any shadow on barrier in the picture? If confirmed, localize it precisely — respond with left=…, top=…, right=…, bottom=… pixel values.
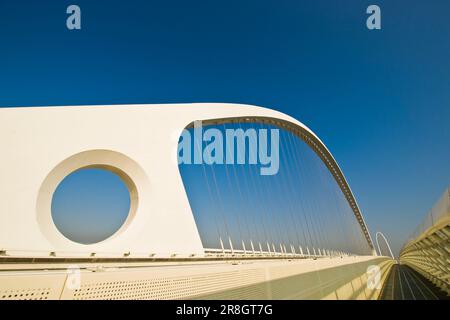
left=193, top=258, right=394, bottom=300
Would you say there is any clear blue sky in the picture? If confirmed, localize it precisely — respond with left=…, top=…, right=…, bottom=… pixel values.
left=0, top=1, right=449, bottom=255
left=51, top=168, right=131, bottom=244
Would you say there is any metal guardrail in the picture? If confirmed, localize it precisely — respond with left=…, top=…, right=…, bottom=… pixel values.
left=400, top=187, right=450, bottom=295
left=204, top=248, right=353, bottom=259
left=0, top=256, right=392, bottom=300
left=402, top=188, right=450, bottom=249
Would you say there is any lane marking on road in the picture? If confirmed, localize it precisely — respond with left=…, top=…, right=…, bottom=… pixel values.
left=390, top=265, right=396, bottom=300
left=403, top=266, right=427, bottom=300
left=397, top=265, right=405, bottom=299
left=399, top=265, right=416, bottom=300
left=405, top=266, right=439, bottom=300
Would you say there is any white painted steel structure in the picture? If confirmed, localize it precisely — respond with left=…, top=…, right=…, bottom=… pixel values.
left=375, top=232, right=395, bottom=259
left=0, top=103, right=375, bottom=258
left=400, top=188, right=450, bottom=294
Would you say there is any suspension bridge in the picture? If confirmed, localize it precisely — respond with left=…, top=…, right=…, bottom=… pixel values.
left=0, top=104, right=447, bottom=300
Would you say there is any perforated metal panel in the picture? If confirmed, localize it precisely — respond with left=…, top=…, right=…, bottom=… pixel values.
left=68, top=269, right=266, bottom=300
left=1, top=288, right=52, bottom=300
left=0, top=257, right=392, bottom=300
left=0, top=272, right=67, bottom=299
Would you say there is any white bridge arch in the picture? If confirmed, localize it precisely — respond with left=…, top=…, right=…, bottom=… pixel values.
left=0, top=103, right=375, bottom=258
left=375, top=231, right=395, bottom=259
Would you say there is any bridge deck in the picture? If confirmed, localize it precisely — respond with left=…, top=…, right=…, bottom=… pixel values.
left=379, top=264, right=448, bottom=300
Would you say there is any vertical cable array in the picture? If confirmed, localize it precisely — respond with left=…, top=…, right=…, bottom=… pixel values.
left=179, top=120, right=372, bottom=257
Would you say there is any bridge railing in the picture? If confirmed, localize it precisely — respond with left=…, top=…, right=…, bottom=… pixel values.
left=399, top=187, right=450, bottom=295
left=402, top=188, right=450, bottom=249
left=203, top=248, right=352, bottom=259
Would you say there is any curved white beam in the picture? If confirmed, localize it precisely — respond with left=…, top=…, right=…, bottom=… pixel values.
left=375, top=231, right=395, bottom=259
left=0, top=103, right=375, bottom=257
left=194, top=115, right=376, bottom=253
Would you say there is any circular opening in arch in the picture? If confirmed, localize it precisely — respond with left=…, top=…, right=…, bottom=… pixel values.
left=51, top=168, right=131, bottom=244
